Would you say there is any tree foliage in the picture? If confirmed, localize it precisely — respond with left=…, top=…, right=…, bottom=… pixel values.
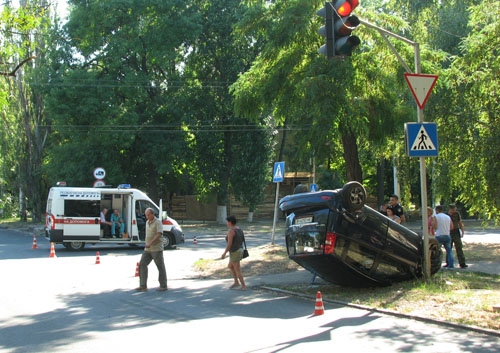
left=0, top=0, right=51, bottom=221
left=1, top=0, right=500, bottom=222
left=44, top=0, right=202, bottom=201
left=179, top=0, right=271, bottom=220
left=436, top=0, right=500, bottom=219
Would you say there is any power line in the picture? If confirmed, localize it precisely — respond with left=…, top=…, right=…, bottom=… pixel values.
left=39, top=124, right=312, bottom=133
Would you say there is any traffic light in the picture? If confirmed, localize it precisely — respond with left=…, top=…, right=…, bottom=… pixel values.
left=333, top=0, right=361, bottom=56
left=317, top=1, right=361, bottom=58
left=317, top=3, right=334, bottom=58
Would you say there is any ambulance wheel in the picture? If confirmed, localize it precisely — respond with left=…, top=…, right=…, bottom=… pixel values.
left=64, top=241, right=85, bottom=251
left=163, top=233, right=175, bottom=249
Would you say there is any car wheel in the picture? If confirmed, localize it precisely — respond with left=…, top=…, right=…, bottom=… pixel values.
left=341, top=181, right=366, bottom=212
left=65, top=241, right=85, bottom=251
left=428, top=238, right=442, bottom=275
left=163, top=233, right=175, bottom=249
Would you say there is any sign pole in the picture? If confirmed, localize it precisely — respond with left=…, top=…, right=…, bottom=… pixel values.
left=359, top=19, right=436, bottom=280
left=271, top=162, right=285, bottom=245
left=271, top=182, right=280, bottom=245
left=414, top=44, right=431, bottom=281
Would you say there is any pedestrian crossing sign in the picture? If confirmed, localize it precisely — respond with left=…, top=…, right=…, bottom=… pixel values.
left=405, top=122, right=438, bottom=157
left=273, top=162, right=285, bottom=183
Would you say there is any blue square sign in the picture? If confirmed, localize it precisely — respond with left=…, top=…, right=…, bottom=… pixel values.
left=273, top=162, right=285, bottom=183
left=405, top=123, right=439, bottom=157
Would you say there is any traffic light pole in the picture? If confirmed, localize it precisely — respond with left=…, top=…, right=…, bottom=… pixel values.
left=359, top=19, right=431, bottom=280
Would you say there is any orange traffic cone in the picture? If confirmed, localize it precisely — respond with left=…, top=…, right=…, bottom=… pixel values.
left=135, top=262, right=140, bottom=277
left=32, top=235, right=38, bottom=249
left=95, top=251, right=101, bottom=264
left=193, top=235, right=198, bottom=245
left=49, top=242, right=56, bottom=258
left=313, top=291, right=325, bottom=316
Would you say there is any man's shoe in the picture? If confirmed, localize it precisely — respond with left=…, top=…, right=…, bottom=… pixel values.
left=460, top=264, right=468, bottom=268
left=135, top=286, right=147, bottom=291
left=156, top=287, right=168, bottom=292
left=442, top=264, right=449, bottom=268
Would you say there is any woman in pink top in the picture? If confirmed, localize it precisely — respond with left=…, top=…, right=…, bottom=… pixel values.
left=427, top=207, right=435, bottom=235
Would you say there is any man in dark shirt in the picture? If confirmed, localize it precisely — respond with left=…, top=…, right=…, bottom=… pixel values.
left=448, top=204, right=467, bottom=268
left=387, top=194, right=406, bottom=223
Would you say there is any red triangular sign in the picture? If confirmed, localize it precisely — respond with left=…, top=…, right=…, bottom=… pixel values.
left=404, top=73, right=438, bottom=109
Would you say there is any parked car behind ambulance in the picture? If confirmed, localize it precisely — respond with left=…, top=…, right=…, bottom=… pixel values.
left=45, top=184, right=184, bottom=250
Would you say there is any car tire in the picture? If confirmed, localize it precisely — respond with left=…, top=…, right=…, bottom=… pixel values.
left=341, top=181, right=366, bottom=212
left=163, top=233, right=175, bottom=250
left=64, top=241, right=85, bottom=251
left=428, top=238, right=442, bottom=275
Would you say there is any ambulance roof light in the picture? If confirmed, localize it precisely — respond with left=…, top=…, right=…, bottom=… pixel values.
left=56, top=181, right=67, bottom=186
left=118, top=184, right=131, bottom=189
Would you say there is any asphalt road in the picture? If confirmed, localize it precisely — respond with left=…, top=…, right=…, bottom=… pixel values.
left=0, top=222, right=499, bottom=353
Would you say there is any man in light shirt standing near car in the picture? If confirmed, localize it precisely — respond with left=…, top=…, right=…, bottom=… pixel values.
left=136, top=207, right=168, bottom=291
left=433, top=205, right=454, bottom=269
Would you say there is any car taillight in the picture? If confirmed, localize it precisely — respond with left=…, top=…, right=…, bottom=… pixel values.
left=46, top=214, right=55, bottom=230
left=324, top=231, right=337, bottom=254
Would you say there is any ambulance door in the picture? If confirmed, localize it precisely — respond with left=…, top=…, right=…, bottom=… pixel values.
left=113, top=192, right=133, bottom=239
left=102, top=190, right=132, bottom=240
left=124, top=194, right=134, bottom=240
left=133, top=199, right=157, bottom=241
left=63, top=199, right=100, bottom=240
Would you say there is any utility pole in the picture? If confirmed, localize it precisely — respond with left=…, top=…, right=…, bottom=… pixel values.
left=359, top=19, right=431, bottom=280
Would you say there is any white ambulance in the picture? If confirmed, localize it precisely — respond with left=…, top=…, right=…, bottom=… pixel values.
left=45, top=184, right=184, bottom=250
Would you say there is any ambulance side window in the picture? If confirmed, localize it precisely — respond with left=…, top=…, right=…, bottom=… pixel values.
left=135, top=200, right=157, bottom=217
left=65, top=200, right=100, bottom=217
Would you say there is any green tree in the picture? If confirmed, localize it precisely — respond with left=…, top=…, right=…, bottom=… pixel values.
left=0, top=0, right=51, bottom=221
left=181, top=0, right=267, bottom=223
left=232, top=0, right=421, bottom=199
left=44, top=0, right=202, bottom=202
left=230, top=117, right=275, bottom=219
left=438, top=0, right=500, bottom=219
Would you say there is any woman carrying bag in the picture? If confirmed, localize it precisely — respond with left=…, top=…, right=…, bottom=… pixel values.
left=221, top=215, right=247, bottom=291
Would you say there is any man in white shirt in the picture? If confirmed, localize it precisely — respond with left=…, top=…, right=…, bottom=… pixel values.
left=100, top=208, right=113, bottom=238
left=433, top=205, right=454, bottom=269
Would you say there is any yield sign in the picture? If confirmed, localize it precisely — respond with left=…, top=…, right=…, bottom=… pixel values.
left=404, top=73, right=438, bottom=109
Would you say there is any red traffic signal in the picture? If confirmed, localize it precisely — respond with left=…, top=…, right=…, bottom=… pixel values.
left=318, top=1, right=361, bottom=58
left=335, top=0, right=359, bottom=17
left=333, top=0, right=361, bottom=56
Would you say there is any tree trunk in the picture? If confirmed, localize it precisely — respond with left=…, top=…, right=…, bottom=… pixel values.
left=217, top=205, right=227, bottom=225
left=19, top=186, right=27, bottom=221
left=377, top=158, right=386, bottom=207
left=341, top=128, right=363, bottom=182
left=217, top=129, right=232, bottom=223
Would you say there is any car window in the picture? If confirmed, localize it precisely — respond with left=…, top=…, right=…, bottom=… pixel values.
left=334, top=238, right=377, bottom=271
left=375, top=255, right=411, bottom=278
left=64, top=200, right=100, bottom=217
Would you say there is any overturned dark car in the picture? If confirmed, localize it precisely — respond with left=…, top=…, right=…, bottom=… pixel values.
left=279, top=182, right=442, bottom=287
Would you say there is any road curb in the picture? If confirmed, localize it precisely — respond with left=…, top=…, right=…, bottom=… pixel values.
left=260, top=286, right=500, bottom=338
